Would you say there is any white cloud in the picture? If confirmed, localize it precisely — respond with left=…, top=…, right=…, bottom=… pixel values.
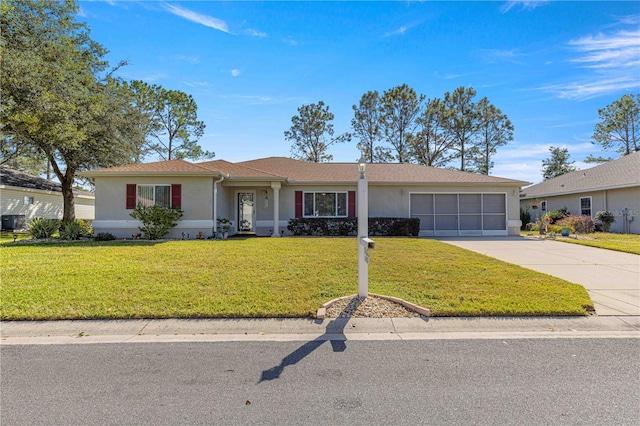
left=176, top=55, right=199, bottom=64
left=569, top=30, right=640, bottom=69
left=434, top=71, right=473, bottom=80
left=163, top=3, right=233, bottom=34
left=283, top=37, right=298, bottom=46
left=184, top=81, right=209, bottom=88
left=539, top=17, right=640, bottom=100
left=539, top=77, right=639, bottom=101
left=231, top=69, right=240, bottom=77
left=500, top=1, right=550, bottom=14
left=479, top=48, right=526, bottom=65
left=383, top=22, right=420, bottom=38
left=245, top=28, right=267, bottom=38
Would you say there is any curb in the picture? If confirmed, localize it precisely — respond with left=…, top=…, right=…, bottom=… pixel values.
left=316, top=293, right=433, bottom=319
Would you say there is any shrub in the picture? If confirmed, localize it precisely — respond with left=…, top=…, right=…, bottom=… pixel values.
left=520, top=209, right=531, bottom=230
left=596, top=211, right=615, bottom=232
left=27, top=218, right=59, bottom=239
left=556, top=215, right=595, bottom=234
left=76, top=219, right=93, bottom=236
left=287, top=217, right=419, bottom=237
left=546, top=209, right=568, bottom=222
left=59, top=221, right=83, bottom=240
left=130, top=205, right=184, bottom=240
left=94, top=232, right=116, bottom=241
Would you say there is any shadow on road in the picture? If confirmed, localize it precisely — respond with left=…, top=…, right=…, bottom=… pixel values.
left=258, top=298, right=361, bottom=383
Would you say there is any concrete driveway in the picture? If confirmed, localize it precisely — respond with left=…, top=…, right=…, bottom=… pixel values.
left=435, top=236, right=640, bottom=316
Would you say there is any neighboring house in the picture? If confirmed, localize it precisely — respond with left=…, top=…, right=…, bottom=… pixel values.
left=520, top=151, right=640, bottom=234
left=0, top=167, right=95, bottom=230
left=83, top=157, right=529, bottom=239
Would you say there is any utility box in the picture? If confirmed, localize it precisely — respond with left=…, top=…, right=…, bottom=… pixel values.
left=1, top=215, right=26, bottom=231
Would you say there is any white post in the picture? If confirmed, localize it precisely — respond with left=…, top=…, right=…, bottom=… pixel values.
left=271, top=182, right=281, bottom=237
left=357, top=169, right=368, bottom=298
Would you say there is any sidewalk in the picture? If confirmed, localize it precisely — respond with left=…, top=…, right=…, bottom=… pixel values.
left=2, top=316, right=639, bottom=345
left=436, top=236, right=640, bottom=316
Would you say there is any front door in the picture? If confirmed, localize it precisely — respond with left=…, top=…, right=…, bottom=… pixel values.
left=238, top=192, right=255, bottom=233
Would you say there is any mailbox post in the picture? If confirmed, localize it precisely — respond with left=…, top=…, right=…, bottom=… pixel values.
left=357, top=156, right=374, bottom=298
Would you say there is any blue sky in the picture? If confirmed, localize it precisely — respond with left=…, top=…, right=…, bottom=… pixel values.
left=78, top=1, right=640, bottom=184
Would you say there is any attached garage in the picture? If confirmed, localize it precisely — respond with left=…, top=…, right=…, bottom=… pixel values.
left=410, top=193, right=507, bottom=236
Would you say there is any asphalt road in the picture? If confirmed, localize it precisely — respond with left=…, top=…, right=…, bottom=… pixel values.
left=2, top=339, right=638, bottom=425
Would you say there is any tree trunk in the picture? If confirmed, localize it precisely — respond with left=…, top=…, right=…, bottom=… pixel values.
left=61, top=177, right=76, bottom=222
left=47, top=153, right=76, bottom=222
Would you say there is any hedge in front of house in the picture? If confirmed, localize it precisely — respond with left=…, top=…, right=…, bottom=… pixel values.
left=287, top=217, right=420, bottom=237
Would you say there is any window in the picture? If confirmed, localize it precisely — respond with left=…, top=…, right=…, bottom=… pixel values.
left=541, top=201, right=547, bottom=212
left=303, top=192, right=347, bottom=217
left=580, top=197, right=592, bottom=216
left=137, top=185, right=171, bottom=208
left=23, top=196, right=34, bottom=205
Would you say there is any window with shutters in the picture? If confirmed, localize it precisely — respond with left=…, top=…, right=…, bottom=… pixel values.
left=137, top=185, right=171, bottom=208
left=303, top=192, right=348, bottom=217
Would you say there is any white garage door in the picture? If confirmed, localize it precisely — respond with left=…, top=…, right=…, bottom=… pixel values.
left=410, top=193, right=507, bottom=236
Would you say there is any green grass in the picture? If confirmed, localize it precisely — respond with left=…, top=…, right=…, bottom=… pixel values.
left=522, top=231, right=640, bottom=255
left=0, top=231, right=30, bottom=243
left=558, top=232, right=640, bottom=255
left=1, top=238, right=593, bottom=320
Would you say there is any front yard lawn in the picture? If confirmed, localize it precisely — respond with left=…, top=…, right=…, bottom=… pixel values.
left=555, top=232, right=640, bottom=255
left=1, top=238, right=593, bottom=319
left=522, top=231, right=640, bottom=255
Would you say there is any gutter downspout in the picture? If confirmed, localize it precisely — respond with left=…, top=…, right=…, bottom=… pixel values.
left=213, top=175, right=226, bottom=235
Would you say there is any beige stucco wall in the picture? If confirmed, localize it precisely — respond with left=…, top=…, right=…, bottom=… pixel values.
left=521, top=186, right=640, bottom=234
left=258, top=183, right=522, bottom=237
left=0, top=187, right=95, bottom=222
left=92, top=176, right=524, bottom=238
left=93, top=176, right=214, bottom=238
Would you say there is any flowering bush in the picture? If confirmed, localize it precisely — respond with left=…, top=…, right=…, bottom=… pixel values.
left=556, top=215, right=595, bottom=234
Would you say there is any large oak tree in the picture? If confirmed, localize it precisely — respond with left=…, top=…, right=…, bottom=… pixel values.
left=1, top=0, right=146, bottom=221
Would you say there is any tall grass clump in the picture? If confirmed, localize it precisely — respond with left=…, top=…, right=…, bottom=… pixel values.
left=27, top=218, right=59, bottom=239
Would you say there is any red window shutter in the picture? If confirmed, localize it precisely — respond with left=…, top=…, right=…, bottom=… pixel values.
left=295, top=191, right=303, bottom=218
left=171, top=184, right=182, bottom=209
left=126, top=184, right=136, bottom=209
left=348, top=191, right=356, bottom=218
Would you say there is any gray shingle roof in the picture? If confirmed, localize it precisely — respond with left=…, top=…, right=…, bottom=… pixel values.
left=0, top=167, right=94, bottom=197
left=520, top=151, right=640, bottom=199
left=1, top=167, right=62, bottom=192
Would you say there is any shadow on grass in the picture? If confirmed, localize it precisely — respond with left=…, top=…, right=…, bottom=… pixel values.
left=258, top=298, right=362, bottom=383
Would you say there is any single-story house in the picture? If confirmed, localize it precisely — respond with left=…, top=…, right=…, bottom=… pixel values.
left=83, top=157, right=529, bottom=238
left=520, top=151, right=640, bottom=234
left=0, top=167, right=95, bottom=230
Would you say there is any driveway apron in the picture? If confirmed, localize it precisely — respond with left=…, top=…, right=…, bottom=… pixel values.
left=435, top=236, right=640, bottom=316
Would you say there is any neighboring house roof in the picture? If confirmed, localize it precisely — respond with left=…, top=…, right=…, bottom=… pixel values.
left=83, top=156, right=529, bottom=186
left=520, top=151, right=640, bottom=199
left=0, top=167, right=94, bottom=198
left=85, top=159, right=219, bottom=176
